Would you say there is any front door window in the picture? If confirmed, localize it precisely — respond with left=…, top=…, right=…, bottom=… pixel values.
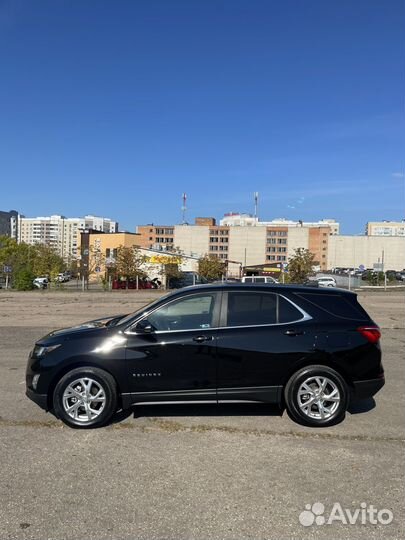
left=147, top=294, right=216, bottom=331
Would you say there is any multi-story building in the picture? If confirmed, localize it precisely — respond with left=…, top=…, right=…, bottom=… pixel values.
left=17, top=214, right=119, bottom=260
left=79, top=215, right=118, bottom=233
left=366, top=221, right=405, bottom=236
left=0, top=210, right=20, bottom=238
left=136, top=224, right=175, bottom=251
left=78, top=230, right=199, bottom=282
left=136, top=218, right=332, bottom=271
left=328, top=235, right=405, bottom=271
left=220, top=213, right=340, bottom=235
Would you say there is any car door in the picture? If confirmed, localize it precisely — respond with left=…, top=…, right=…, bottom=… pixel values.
left=125, top=291, right=221, bottom=403
left=216, top=290, right=318, bottom=403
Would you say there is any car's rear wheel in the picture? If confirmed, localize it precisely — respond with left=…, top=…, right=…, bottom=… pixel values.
left=53, top=367, right=118, bottom=428
left=284, top=365, right=349, bottom=427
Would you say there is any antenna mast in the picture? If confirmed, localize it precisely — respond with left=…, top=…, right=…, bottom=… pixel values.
left=181, top=193, right=187, bottom=224
left=254, top=191, right=259, bottom=220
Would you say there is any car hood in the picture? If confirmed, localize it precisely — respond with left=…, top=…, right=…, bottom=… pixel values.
left=40, top=314, right=128, bottom=341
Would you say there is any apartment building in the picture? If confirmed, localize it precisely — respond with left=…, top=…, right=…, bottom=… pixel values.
left=366, top=221, right=405, bottom=236
left=17, top=214, right=119, bottom=259
left=220, top=213, right=340, bottom=235
left=136, top=218, right=331, bottom=270
left=0, top=210, right=19, bottom=238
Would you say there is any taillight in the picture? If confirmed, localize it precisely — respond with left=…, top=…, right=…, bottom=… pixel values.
left=357, top=326, right=381, bottom=344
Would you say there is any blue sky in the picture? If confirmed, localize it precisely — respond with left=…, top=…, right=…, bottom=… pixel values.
left=0, top=0, right=404, bottom=234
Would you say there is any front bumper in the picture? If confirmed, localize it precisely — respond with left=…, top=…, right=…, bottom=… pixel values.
left=352, top=375, right=385, bottom=399
left=26, top=388, right=48, bottom=411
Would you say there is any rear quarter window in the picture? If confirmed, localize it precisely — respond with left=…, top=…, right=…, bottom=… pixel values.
left=294, top=293, right=369, bottom=320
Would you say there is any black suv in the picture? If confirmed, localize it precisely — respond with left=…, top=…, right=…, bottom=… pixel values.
left=26, top=284, right=384, bottom=429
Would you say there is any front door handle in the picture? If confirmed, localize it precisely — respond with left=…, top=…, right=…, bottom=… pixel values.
left=193, top=335, right=213, bottom=343
left=284, top=329, right=304, bottom=336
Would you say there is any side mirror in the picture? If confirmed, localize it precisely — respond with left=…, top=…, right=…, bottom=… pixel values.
left=135, top=319, right=154, bottom=334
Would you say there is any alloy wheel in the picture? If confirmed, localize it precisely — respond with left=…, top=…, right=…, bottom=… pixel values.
left=297, top=376, right=340, bottom=420
left=62, top=377, right=106, bottom=423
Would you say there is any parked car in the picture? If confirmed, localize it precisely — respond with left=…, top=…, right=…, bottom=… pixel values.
left=33, top=277, right=48, bottom=289
left=395, top=271, right=405, bottom=282
left=168, top=272, right=208, bottom=289
left=26, top=283, right=384, bottom=429
left=55, top=273, right=69, bottom=283
left=315, top=276, right=337, bottom=288
left=241, top=276, right=278, bottom=284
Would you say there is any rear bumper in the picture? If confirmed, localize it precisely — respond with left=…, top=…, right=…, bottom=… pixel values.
left=26, top=388, right=48, bottom=411
left=352, top=376, right=385, bottom=399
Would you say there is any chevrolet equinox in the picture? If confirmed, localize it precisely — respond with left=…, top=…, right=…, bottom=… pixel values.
left=26, top=284, right=384, bottom=428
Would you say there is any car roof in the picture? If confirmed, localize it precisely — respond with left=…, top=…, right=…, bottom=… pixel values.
left=171, top=282, right=355, bottom=295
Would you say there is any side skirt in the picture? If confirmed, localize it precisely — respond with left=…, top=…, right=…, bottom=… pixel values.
left=121, top=386, right=282, bottom=409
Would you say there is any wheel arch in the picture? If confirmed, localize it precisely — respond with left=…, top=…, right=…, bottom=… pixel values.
left=47, top=360, right=122, bottom=411
left=280, top=355, right=354, bottom=403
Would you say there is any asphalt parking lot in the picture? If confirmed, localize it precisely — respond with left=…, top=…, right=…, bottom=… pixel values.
left=0, top=289, right=404, bottom=540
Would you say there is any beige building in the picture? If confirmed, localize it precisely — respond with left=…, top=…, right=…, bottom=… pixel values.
left=366, top=221, right=405, bottom=237
left=78, top=231, right=199, bottom=281
left=136, top=218, right=331, bottom=272
left=328, top=235, right=405, bottom=271
left=17, top=214, right=118, bottom=260
left=220, top=214, right=340, bottom=235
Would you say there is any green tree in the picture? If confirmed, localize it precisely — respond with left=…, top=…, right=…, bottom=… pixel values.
left=0, top=236, right=36, bottom=286
left=32, top=244, right=64, bottom=282
left=198, top=254, right=226, bottom=281
left=13, top=268, right=35, bottom=290
left=287, top=248, right=315, bottom=283
left=114, top=245, right=146, bottom=288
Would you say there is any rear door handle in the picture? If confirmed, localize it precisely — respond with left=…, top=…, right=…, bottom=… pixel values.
left=284, top=329, right=304, bottom=336
left=193, top=335, right=213, bottom=343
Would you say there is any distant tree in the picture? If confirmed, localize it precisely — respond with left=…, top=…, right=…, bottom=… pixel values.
left=198, top=254, right=226, bottom=281
left=287, top=248, right=315, bottom=283
left=0, top=236, right=36, bottom=285
left=114, top=246, right=146, bottom=288
left=13, top=268, right=35, bottom=290
left=32, top=244, right=64, bottom=282
left=164, top=263, right=183, bottom=288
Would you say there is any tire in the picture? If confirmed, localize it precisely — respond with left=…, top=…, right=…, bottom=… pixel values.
left=284, top=365, right=349, bottom=427
left=53, top=367, right=118, bottom=429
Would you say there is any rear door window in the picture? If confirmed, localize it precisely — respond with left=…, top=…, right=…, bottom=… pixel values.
left=227, top=292, right=304, bottom=327
left=295, top=293, right=369, bottom=320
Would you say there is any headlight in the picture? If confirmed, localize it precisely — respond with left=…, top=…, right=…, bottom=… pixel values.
left=33, top=344, right=61, bottom=357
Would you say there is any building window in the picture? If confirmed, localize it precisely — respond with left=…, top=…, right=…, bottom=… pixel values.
left=267, top=238, right=276, bottom=244
left=277, top=238, right=287, bottom=244
left=266, top=255, right=276, bottom=261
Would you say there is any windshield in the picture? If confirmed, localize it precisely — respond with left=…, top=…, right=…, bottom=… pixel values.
left=116, top=291, right=174, bottom=327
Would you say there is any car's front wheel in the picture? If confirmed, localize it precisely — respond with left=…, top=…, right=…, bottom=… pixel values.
left=53, top=367, right=118, bottom=428
left=284, top=365, right=349, bottom=427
